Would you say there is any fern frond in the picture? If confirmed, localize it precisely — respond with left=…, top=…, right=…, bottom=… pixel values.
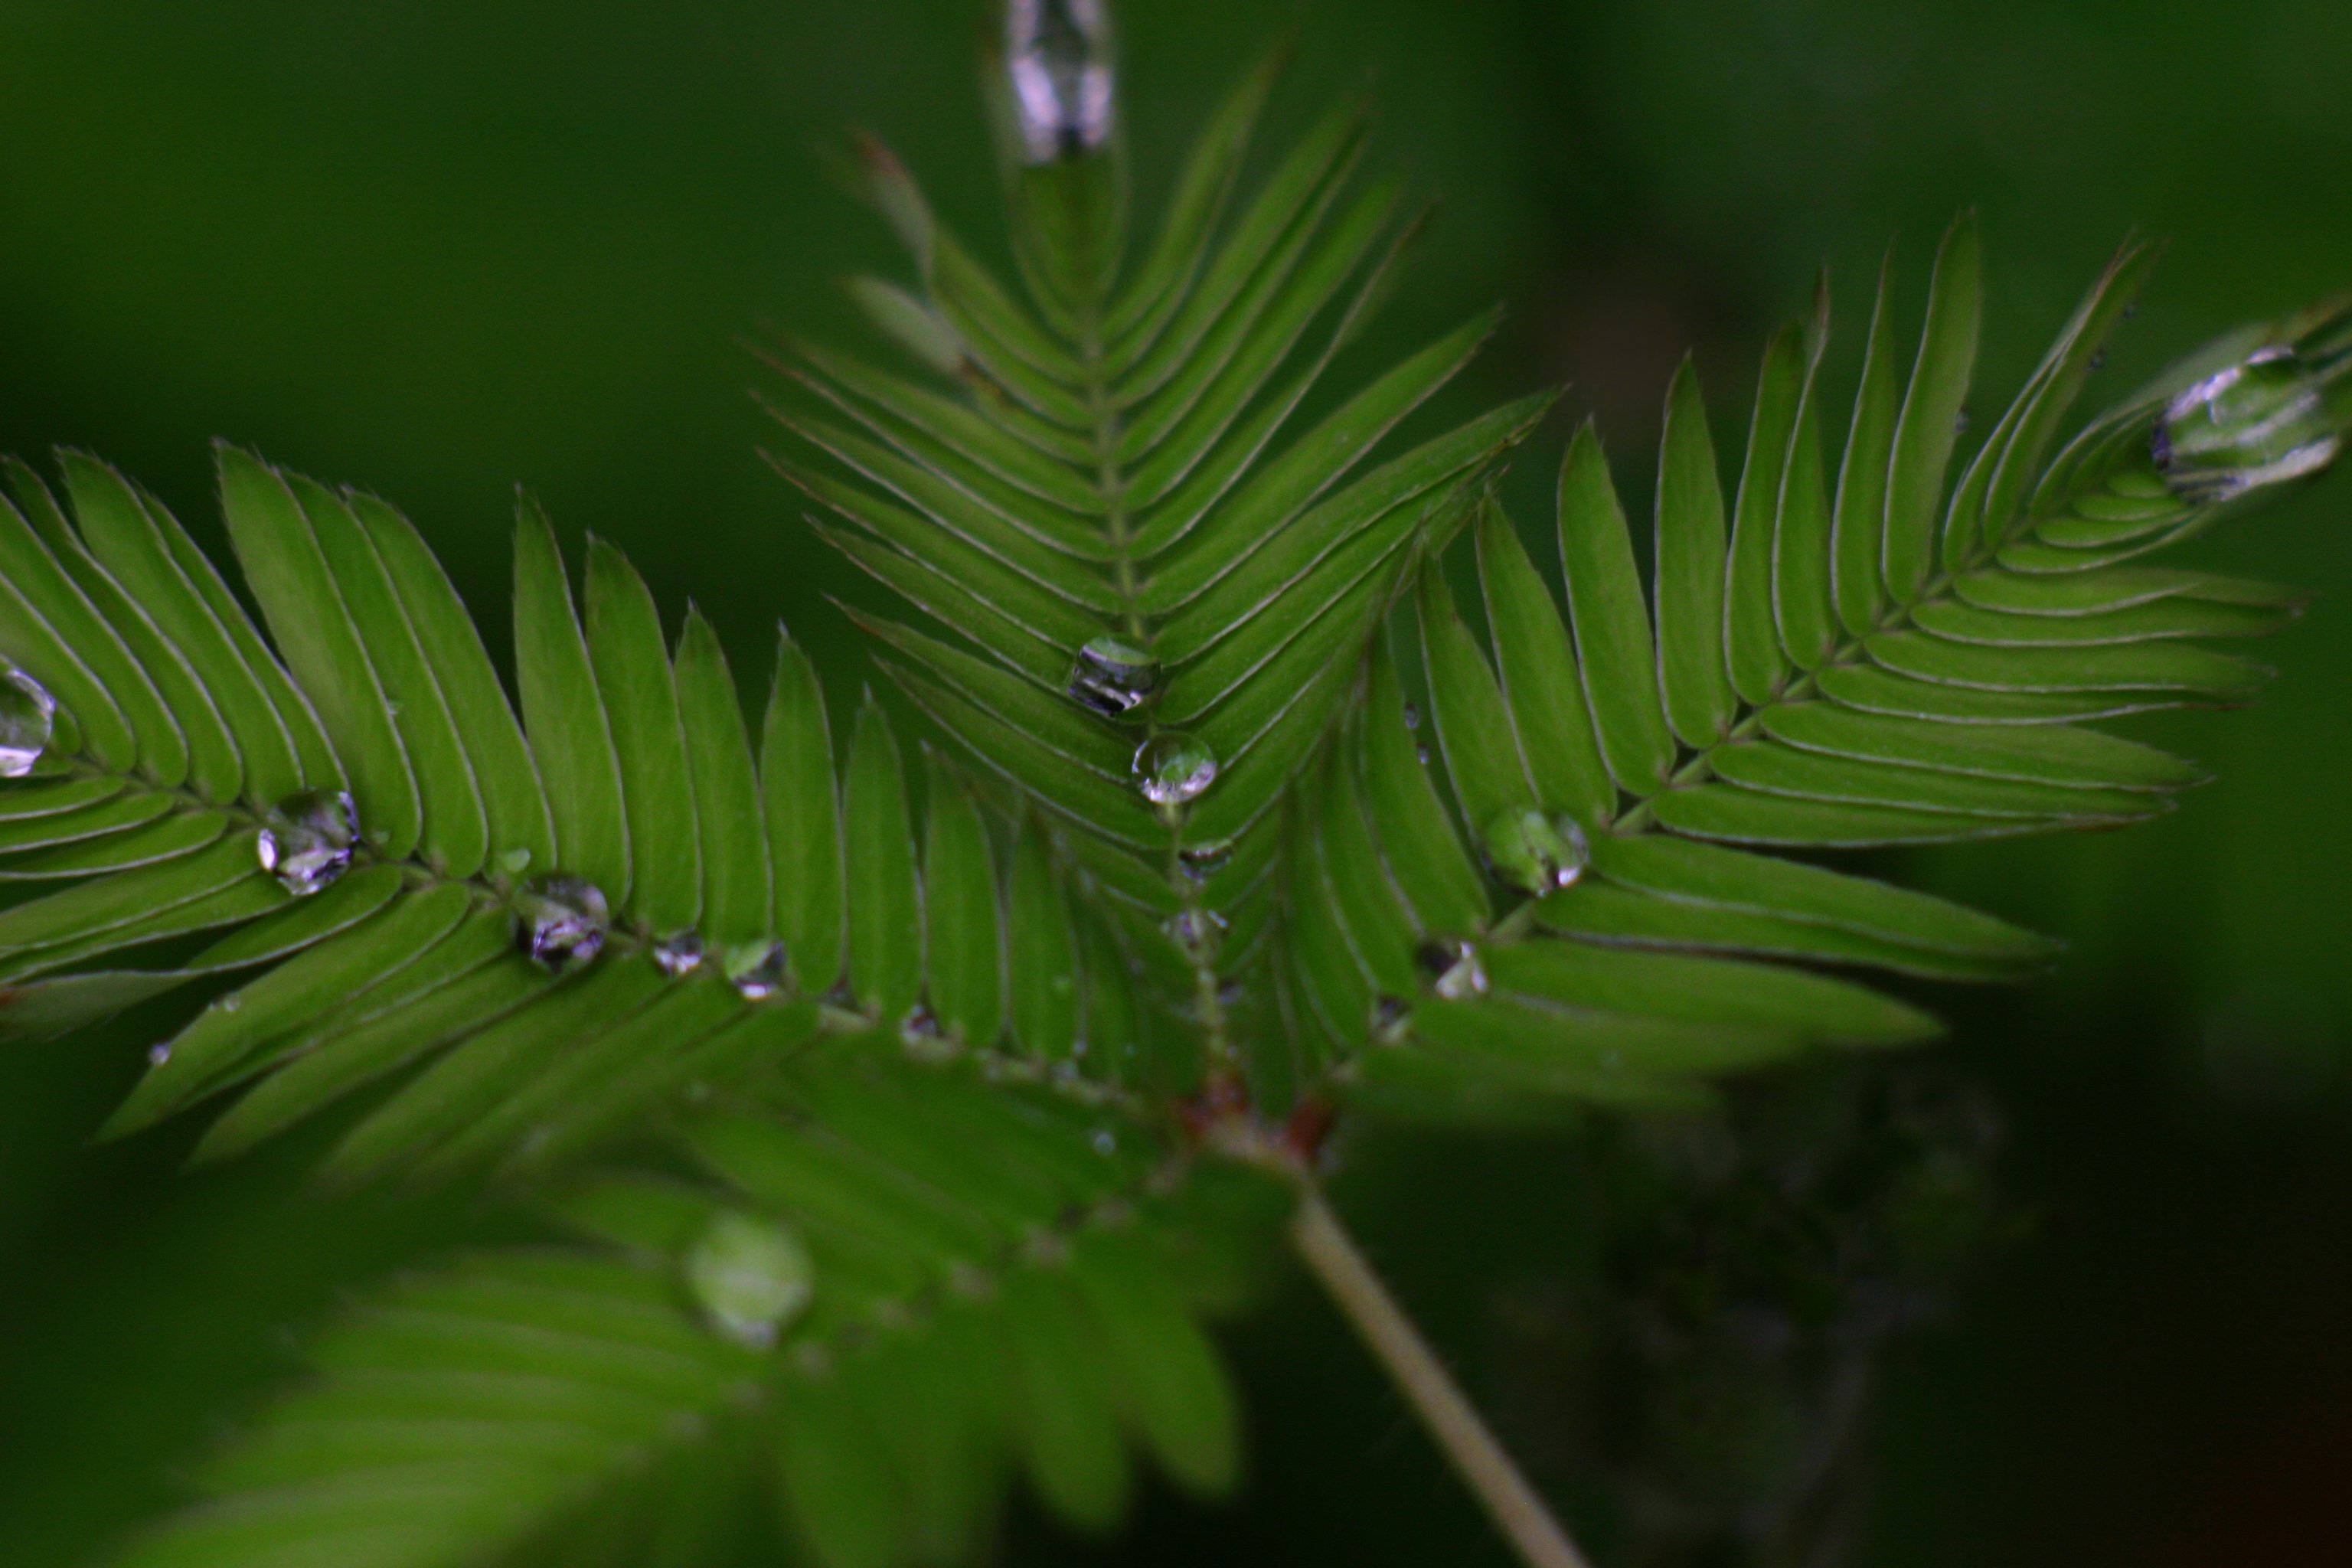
left=1279, top=229, right=2350, bottom=1122
left=106, top=1050, right=1281, bottom=1568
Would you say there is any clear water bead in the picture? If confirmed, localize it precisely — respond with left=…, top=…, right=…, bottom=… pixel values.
left=1006, top=0, right=1113, bottom=164
left=1416, top=937, right=1488, bottom=1001
left=514, top=874, right=610, bottom=971
left=1067, top=636, right=1161, bottom=720
left=652, top=931, right=705, bottom=978
left=256, top=789, right=359, bottom=897
left=2154, top=347, right=2342, bottom=504
left=724, top=940, right=789, bottom=1001
left=1370, top=995, right=1413, bottom=1044
left=147, top=1042, right=172, bottom=1067
left=0, top=666, right=57, bottom=778
left=1133, top=730, right=1217, bottom=807
left=684, top=1210, right=813, bottom=1349
left=1162, top=907, right=1227, bottom=961
left=1480, top=809, right=1590, bottom=895
left=1176, top=837, right=1233, bottom=885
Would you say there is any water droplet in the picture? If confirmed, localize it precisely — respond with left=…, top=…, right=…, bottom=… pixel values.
left=899, top=1005, right=949, bottom=1053
left=1176, top=838, right=1233, bottom=885
left=1416, top=743, right=1433, bottom=767
left=724, top=940, right=789, bottom=1000
left=2088, top=350, right=2107, bottom=373
left=684, top=1210, right=812, bottom=1349
left=0, top=666, right=58, bottom=777
left=384, top=697, right=404, bottom=718
left=1400, top=703, right=1421, bottom=731
left=1067, top=635, right=1161, bottom=720
left=498, top=846, right=533, bottom=876
left=218, top=996, right=241, bottom=1014
left=652, top=931, right=706, bottom=978
left=1416, top=937, right=1488, bottom=1001
left=2153, top=347, right=2342, bottom=504
left=1953, top=406, right=1971, bottom=437
left=514, top=874, right=610, bottom=971
left=146, top=1042, right=172, bottom=1067
left=255, top=789, right=359, bottom=897
left=1478, top=809, right=1590, bottom=896
left=1090, top=1127, right=1118, bottom=1156
left=1162, top=907, right=1227, bottom=961
left=1006, top=0, right=1113, bottom=164
left=1133, top=730, right=1217, bottom=806
left=1370, top=995, right=1413, bottom=1044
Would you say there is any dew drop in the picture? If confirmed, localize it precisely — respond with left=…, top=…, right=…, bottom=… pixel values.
left=652, top=931, right=706, bottom=978
left=1479, top=809, right=1590, bottom=896
left=1133, top=730, right=1217, bottom=806
left=0, top=665, right=58, bottom=778
left=147, top=1042, right=172, bottom=1067
left=1162, top=907, right=1227, bottom=961
left=498, top=846, right=533, bottom=876
left=2152, top=347, right=2342, bottom=504
left=1370, top=995, right=1413, bottom=1044
left=1953, top=406, right=1971, bottom=437
left=384, top=697, right=404, bottom=719
left=1400, top=702, right=1421, bottom=731
left=1090, top=1127, right=1118, bottom=1156
left=724, top=939, right=789, bottom=1001
left=899, top=1004, right=950, bottom=1054
left=1176, top=837, right=1233, bottom=885
left=1067, top=635, right=1161, bottom=720
left=1415, top=936, right=1488, bottom=1001
left=1006, top=0, right=1114, bottom=164
left=2088, top=350, right=2107, bottom=373
left=1416, top=743, right=1433, bottom=767
left=684, top=1210, right=813, bottom=1350
left=256, top=788, right=359, bottom=897
left=218, top=996, right=241, bottom=1014
left=514, top=873, right=610, bottom=972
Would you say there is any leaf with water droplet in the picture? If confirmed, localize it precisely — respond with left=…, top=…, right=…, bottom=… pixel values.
left=1067, top=635, right=1163, bottom=720
left=1416, top=936, right=1488, bottom=1001
left=255, top=788, right=358, bottom=897
left=1134, top=730, right=1217, bottom=807
left=514, top=873, right=609, bottom=972
left=1161, top=907, right=1227, bottom=962
left=1176, top=837, right=1233, bottom=885
left=684, top=1210, right=812, bottom=1349
left=1005, top=0, right=1115, bottom=164
left=2154, top=347, right=2343, bottom=504
left=1479, top=809, right=1590, bottom=896
left=724, top=939, right=788, bottom=1001
left=0, top=665, right=57, bottom=778
left=652, top=930, right=705, bottom=978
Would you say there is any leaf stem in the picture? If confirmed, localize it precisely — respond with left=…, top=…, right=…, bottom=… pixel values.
left=1289, top=1187, right=1592, bottom=1568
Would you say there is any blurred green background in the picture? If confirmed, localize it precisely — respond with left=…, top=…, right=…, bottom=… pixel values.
left=3, top=1, right=2349, bottom=1563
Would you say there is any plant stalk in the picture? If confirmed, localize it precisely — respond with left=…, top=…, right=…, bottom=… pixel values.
left=1290, top=1187, right=1592, bottom=1568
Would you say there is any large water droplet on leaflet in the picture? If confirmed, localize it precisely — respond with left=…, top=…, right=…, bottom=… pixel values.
left=684, top=1210, right=813, bottom=1349
left=1067, top=635, right=1161, bottom=720
left=514, top=874, right=609, bottom=972
left=1416, top=936, right=1488, bottom=1002
left=1133, top=730, right=1217, bottom=807
left=0, top=666, right=57, bottom=778
left=2154, top=347, right=2341, bottom=504
left=724, top=939, right=789, bottom=1001
left=256, top=789, right=358, bottom=897
left=1006, top=0, right=1113, bottom=163
left=1480, top=809, right=1590, bottom=896
left=652, top=931, right=705, bottom=978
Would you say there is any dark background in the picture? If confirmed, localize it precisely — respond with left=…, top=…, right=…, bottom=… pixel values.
left=3, top=2, right=2349, bottom=1563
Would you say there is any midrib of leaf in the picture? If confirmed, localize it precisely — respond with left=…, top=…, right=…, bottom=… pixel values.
left=1070, top=303, right=1242, bottom=1079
